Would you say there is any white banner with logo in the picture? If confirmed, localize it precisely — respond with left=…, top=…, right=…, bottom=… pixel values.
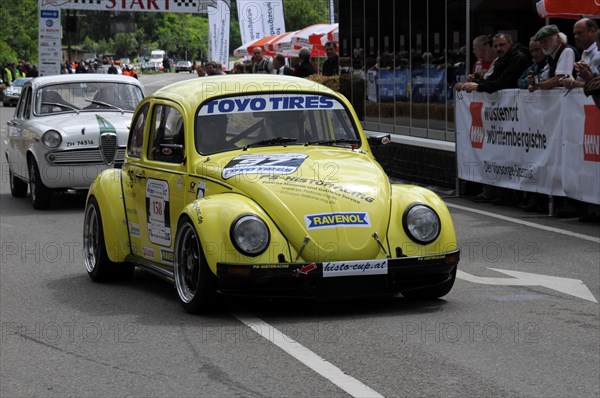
left=455, top=88, right=600, bottom=204
left=208, top=0, right=230, bottom=67
left=236, top=0, right=285, bottom=44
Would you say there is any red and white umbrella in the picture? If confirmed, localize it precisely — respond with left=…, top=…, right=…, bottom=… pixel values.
left=536, top=0, right=600, bottom=19
left=292, top=23, right=338, bottom=48
left=233, top=35, right=278, bottom=57
left=264, top=31, right=299, bottom=54
left=318, top=25, right=339, bottom=48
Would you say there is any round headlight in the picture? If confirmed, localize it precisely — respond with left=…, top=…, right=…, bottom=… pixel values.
left=42, top=130, right=62, bottom=148
left=403, top=204, right=441, bottom=244
left=230, top=215, right=270, bottom=256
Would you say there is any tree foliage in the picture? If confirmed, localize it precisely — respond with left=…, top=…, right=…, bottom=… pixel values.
left=0, top=0, right=334, bottom=64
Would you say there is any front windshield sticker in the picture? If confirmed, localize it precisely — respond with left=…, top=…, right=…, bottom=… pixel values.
left=222, top=153, right=308, bottom=180
left=199, top=94, right=345, bottom=115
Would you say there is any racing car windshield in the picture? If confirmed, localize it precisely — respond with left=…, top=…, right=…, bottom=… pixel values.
left=195, top=93, right=359, bottom=154
left=35, top=82, right=144, bottom=115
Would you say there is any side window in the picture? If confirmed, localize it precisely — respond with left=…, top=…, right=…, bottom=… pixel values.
left=127, top=103, right=149, bottom=158
left=148, top=105, right=184, bottom=163
left=15, top=87, right=30, bottom=119
left=23, top=87, right=32, bottom=119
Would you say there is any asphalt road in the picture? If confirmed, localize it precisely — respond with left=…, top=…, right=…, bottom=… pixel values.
left=0, top=73, right=598, bottom=397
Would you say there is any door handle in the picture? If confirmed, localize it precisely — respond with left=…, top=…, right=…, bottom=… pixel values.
left=135, top=173, right=147, bottom=179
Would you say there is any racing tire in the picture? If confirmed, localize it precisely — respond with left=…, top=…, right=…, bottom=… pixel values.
left=83, top=197, right=134, bottom=282
left=174, top=216, right=218, bottom=314
left=401, top=267, right=457, bottom=300
left=28, top=158, right=52, bottom=209
left=9, top=165, right=28, bottom=198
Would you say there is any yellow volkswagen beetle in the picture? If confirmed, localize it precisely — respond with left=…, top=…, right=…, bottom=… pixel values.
left=83, top=75, right=459, bottom=313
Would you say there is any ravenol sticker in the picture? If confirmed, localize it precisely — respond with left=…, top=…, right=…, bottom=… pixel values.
left=198, top=94, right=344, bottom=116
left=323, top=259, right=388, bottom=278
left=222, top=153, right=307, bottom=180
left=305, top=212, right=371, bottom=229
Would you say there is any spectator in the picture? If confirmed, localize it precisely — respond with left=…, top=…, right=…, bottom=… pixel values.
left=459, top=33, right=530, bottom=93
left=107, top=60, right=118, bottom=74
left=27, top=64, right=39, bottom=78
left=322, top=41, right=340, bottom=76
left=578, top=30, right=600, bottom=82
left=273, top=54, right=293, bottom=75
left=231, top=61, right=245, bottom=74
left=561, top=18, right=599, bottom=89
left=294, top=47, right=316, bottom=78
left=76, top=61, right=87, bottom=73
left=162, top=57, right=171, bottom=72
left=205, top=61, right=224, bottom=76
left=251, top=47, right=274, bottom=74
left=519, top=38, right=548, bottom=90
left=531, top=24, right=580, bottom=90
left=196, top=64, right=206, bottom=77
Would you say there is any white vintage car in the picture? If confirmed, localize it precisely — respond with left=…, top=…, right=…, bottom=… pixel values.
left=5, top=74, right=145, bottom=209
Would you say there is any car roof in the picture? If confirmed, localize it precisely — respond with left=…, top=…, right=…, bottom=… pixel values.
left=29, top=73, right=142, bottom=90
left=149, top=74, right=340, bottom=112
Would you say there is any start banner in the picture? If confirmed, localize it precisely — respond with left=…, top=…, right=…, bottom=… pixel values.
left=455, top=88, right=600, bottom=204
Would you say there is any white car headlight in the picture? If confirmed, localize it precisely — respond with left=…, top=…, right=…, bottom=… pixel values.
left=230, top=215, right=270, bottom=256
left=403, top=204, right=440, bottom=244
left=42, top=130, right=62, bottom=148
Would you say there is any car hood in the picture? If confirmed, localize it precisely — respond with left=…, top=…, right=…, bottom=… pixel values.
left=202, top=147, right=392, bottom=261
left=40, top=112, right=133, bottom=147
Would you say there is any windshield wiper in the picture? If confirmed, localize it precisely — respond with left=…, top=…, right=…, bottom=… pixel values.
left=41, top=101, right=80, bottom=112
left=244, top=137, right=297, bottom=149
left=84, top=99, right=124, bottom=112
left=307, top=138, right=360, bottom=146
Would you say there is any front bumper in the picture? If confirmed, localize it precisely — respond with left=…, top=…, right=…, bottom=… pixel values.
left=217, top=250, right=459, bottom=298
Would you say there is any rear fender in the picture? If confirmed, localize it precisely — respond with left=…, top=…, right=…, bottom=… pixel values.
left=86, top=169, right=130, bottom=262
left=180, top=193, right=291, bottom=274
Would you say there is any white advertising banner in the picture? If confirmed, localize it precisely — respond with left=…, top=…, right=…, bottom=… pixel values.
left=236, top=0, right=285, bottom=45
left=208, top=0, right=230, bottom=67
left=38, top=2, right=62, bottom=77
left=43, top=0, right=214, bottom=13
left=456, top=88, right=600, bottom=204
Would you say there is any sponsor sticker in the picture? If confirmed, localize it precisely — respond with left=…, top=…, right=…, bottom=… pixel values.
left=160, top=249, right=174, bottom=264
left=146, top=179, right=172, bottom=246
left=142, top=246, right=155, bottom=259
left=323, top=259, right=388, bottom=278
left=305, top=212, right=370, bottom=229
left=222, top=153, right=307, bottom=180
left=198, top=94, right=344, bottom=116
left=128, top=222, right=140, bottom=238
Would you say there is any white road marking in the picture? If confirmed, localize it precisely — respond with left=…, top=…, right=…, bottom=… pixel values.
left=446, top=203, right=600, bottom=244
left=233, top=312, right=384, bottom=398
left=457, top=269, right=598, bottom=303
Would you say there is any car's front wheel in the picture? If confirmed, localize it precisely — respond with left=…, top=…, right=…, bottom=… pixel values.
left=83, top=197, right=134, bottom=282
left=402, top=267, right=457, bottom=300
left=28, top=158, right=52, bottom=209
left=8, top=164, right=28, bottom=197
left=174, top=216, right=218, bottom=314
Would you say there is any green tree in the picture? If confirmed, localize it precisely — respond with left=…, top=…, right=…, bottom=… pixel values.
left=0, top=0, right=38, bottom=64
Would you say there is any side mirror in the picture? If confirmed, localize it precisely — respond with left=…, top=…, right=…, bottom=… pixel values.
left=368, top=134, right=391, bottom=147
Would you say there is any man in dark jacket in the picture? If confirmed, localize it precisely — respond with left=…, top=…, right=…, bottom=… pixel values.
left=461, top=33, right=530, bottom=93
left=294, top=47, right=316, bottom=78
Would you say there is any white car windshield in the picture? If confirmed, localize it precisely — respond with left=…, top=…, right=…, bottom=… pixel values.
left=195, top=93, right=359, bottom=154
left=35, top=82, right=143, bottom=115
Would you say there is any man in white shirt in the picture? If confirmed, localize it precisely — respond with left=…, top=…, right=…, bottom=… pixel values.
left=561, top=18, right=599, bottom=89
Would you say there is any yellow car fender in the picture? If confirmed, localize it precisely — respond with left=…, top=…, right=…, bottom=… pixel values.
left=387, top=184, right=458, bottom=257
left=180, top=193, right=292, bottom=274
left=86, top=169, right=131, bottom=263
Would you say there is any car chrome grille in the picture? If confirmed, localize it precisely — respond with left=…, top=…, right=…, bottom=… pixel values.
left=100, top=133, right=118, bottom=165
left=46, top=148, right=125, bottom=165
